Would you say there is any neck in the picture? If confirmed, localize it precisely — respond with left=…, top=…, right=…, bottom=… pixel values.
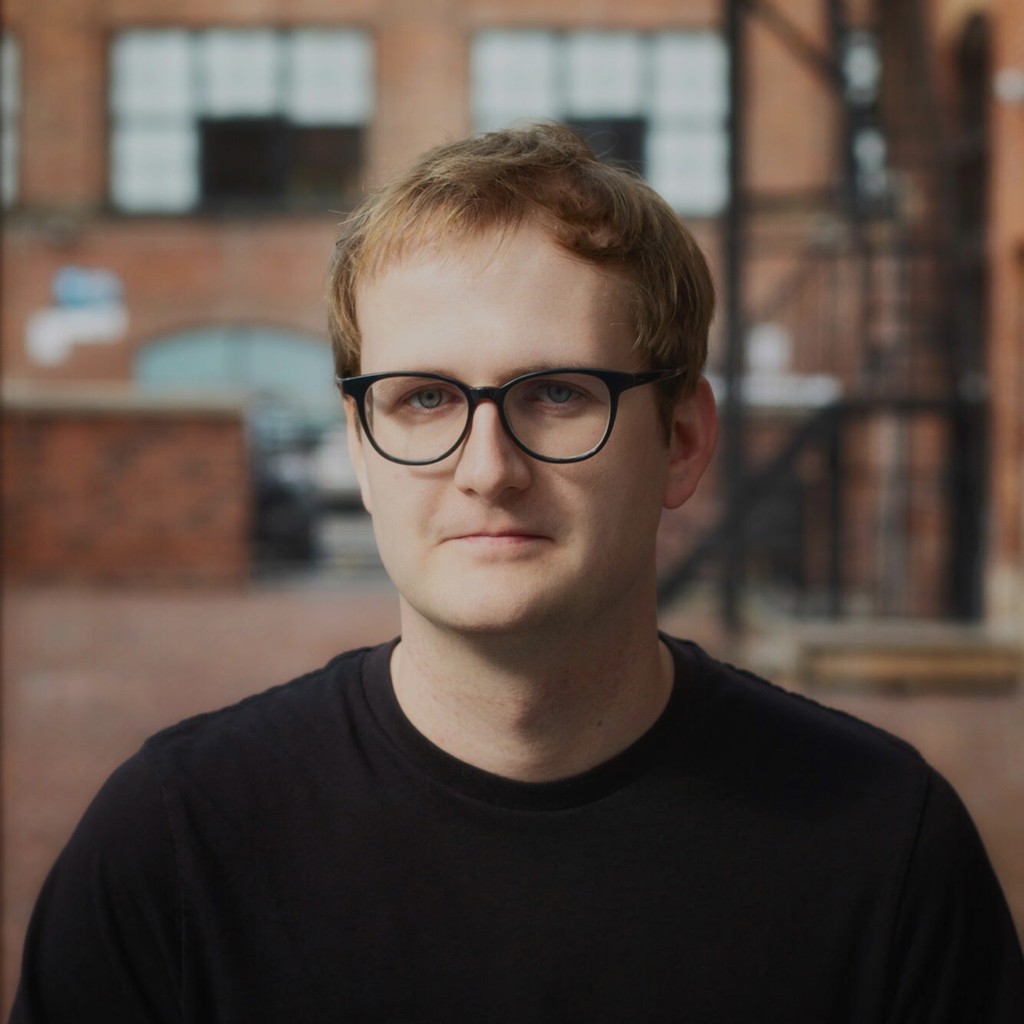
left=390, top=600, right=674, bottom=783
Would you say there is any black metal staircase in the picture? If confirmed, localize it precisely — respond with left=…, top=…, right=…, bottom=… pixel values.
left=658, top=0, right=990, bottom=625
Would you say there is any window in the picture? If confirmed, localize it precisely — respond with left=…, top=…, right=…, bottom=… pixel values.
left=109, top=29, right=373, bottom=214
left=472, top=30, right=728, bottom=215
left=136, top=325, right=337, bottom=426
left=2, top=33, right=19, bottom=207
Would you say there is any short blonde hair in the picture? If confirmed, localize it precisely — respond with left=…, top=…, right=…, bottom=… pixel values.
left=327, top=123, right=715, bottom=405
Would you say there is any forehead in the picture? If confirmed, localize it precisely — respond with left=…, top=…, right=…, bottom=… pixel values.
left=354, top=224, right=638, bottom=377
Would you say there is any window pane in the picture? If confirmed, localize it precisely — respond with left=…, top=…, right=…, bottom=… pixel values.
left=248, top=332, right=336, bottom=415
left=137, top=327, right=336, bottom=425
left=565, top=32, right=644, bottom=117
left=137, top=328, right=236, bottom=387
left=288, top=30, right=373, bottom=125
left=111, top=30, right=192, bottom=118
left=199, top=118, right=287, bottom=210
left=652, top=33, right=728, bottom=121
left=1, top=34, right=19, bottom=117
left=567, top=116, right=647, bottom=174
left=472, top=31, right=559, bottom=130
left=200, top=29, right=280, bottom=116
left=648, top=125, right=728, bottom=214
left=111, top=124, right=198, bottom=212
left=2, top=126, right=16, bottom=207
left=2, top=34, right=18, bottom=206
left=286, top=125, right=364, bottom=208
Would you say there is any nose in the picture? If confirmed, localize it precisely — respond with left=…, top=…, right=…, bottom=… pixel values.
left=452, top=400, right=531, bottom=497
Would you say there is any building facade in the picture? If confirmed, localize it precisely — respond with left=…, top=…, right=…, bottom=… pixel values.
left=1, top=0, right=1021, bottom=629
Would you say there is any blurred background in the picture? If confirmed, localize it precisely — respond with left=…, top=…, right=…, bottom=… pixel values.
left=1, top=0, right=1022, bottom=1009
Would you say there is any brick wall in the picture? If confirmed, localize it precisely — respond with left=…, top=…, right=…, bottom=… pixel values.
left=2, top=386, right=250, bottom=585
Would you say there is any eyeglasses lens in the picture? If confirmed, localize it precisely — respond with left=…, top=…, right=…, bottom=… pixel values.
left=363, top=373, right=613, bottom=463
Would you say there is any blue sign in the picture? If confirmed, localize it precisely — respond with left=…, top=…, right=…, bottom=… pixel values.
left=52, top=266, right=123, bottom=308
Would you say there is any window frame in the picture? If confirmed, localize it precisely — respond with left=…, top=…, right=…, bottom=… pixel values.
left=471, top=27, right=730, bottom=217
left=105, top=25, right=375, bottom=218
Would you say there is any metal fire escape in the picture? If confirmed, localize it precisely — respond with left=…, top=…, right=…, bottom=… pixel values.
left=657, top=0, right=989, bottom=627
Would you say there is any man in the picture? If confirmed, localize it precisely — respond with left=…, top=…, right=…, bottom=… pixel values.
left=13, top=123, right=1024, bottom=1021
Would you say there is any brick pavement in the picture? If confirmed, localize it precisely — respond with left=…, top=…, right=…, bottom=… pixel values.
left=4, top=581, right=1022, bottom=1012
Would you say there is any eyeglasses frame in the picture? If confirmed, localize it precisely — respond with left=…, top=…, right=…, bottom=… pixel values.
left=336, top=366, right=684, bottom=466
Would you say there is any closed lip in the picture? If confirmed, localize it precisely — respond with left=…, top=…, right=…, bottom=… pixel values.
left=443, top=529, right=549, bottom=542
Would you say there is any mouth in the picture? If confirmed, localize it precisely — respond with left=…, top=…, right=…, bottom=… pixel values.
left=444, top=530, right=549, bottom=545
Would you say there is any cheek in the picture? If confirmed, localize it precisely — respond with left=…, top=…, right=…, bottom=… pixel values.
left=362, top=464, right=436, bottom=543
left=361, top=475, right=418, bottom=581
left=590, top=427, right=669, bottom=506
left=564, top=458, right=663, bottom=547
left=583, top=459, right=669, bottom=560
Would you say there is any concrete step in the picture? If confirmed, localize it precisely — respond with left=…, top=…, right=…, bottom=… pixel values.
left=795, top=622, right=1022, bottom=694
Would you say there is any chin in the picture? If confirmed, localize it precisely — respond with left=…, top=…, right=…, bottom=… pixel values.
left=409, top=582, right=581, bottom=639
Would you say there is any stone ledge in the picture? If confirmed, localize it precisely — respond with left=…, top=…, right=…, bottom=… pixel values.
left=796, top=622, right=1023, bottom=694
left=2, top=380, right=246, bottom=417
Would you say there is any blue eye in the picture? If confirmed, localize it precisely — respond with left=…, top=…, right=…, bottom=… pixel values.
left=409, top=388, right=446, bottom=410
left=541, top=383, right=575, bottom=404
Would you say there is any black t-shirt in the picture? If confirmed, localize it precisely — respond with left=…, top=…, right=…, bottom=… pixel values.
left=12, top=637, right=1024, bottom=1022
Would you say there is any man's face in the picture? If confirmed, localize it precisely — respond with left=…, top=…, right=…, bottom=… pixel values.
left=347, top=222, right=714, bottom=639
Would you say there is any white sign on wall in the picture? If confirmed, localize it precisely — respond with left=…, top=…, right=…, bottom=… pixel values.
left=26, top=266, right=129, bottom=366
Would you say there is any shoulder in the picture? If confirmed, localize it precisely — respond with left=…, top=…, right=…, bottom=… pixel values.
left=14, top=643, right=392, bottom=1012
left=671, top=635, right=924, bottom=761
left=665, top=636, right=1024, bottom=1011
left=44, top=642, right=386, bottom=863
left=83, top=640, right=394, bottom=846
left=665, top=635, right=932, bottom=819
left=142, top=642, right=384, bottom=778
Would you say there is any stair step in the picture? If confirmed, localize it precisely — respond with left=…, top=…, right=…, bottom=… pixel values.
left=796, top=623, right=1022, bottom=693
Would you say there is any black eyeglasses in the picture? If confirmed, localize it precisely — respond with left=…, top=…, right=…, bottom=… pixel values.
left=337, top=366, right=682, bottom=465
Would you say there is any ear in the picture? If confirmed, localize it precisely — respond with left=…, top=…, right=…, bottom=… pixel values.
left=344, top=398, right=374, bottom=515
left=663, top=376, right=718, bottom=511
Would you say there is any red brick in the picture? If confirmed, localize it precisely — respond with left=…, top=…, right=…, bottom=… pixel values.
left=2, top=394, right=250, bottom=585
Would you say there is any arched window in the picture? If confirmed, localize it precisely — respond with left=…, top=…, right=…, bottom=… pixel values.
left=135, top=325, right=339, bottom=444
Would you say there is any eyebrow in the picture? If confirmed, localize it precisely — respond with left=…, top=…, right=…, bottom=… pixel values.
left=381, top=361, right=608, bottom=381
